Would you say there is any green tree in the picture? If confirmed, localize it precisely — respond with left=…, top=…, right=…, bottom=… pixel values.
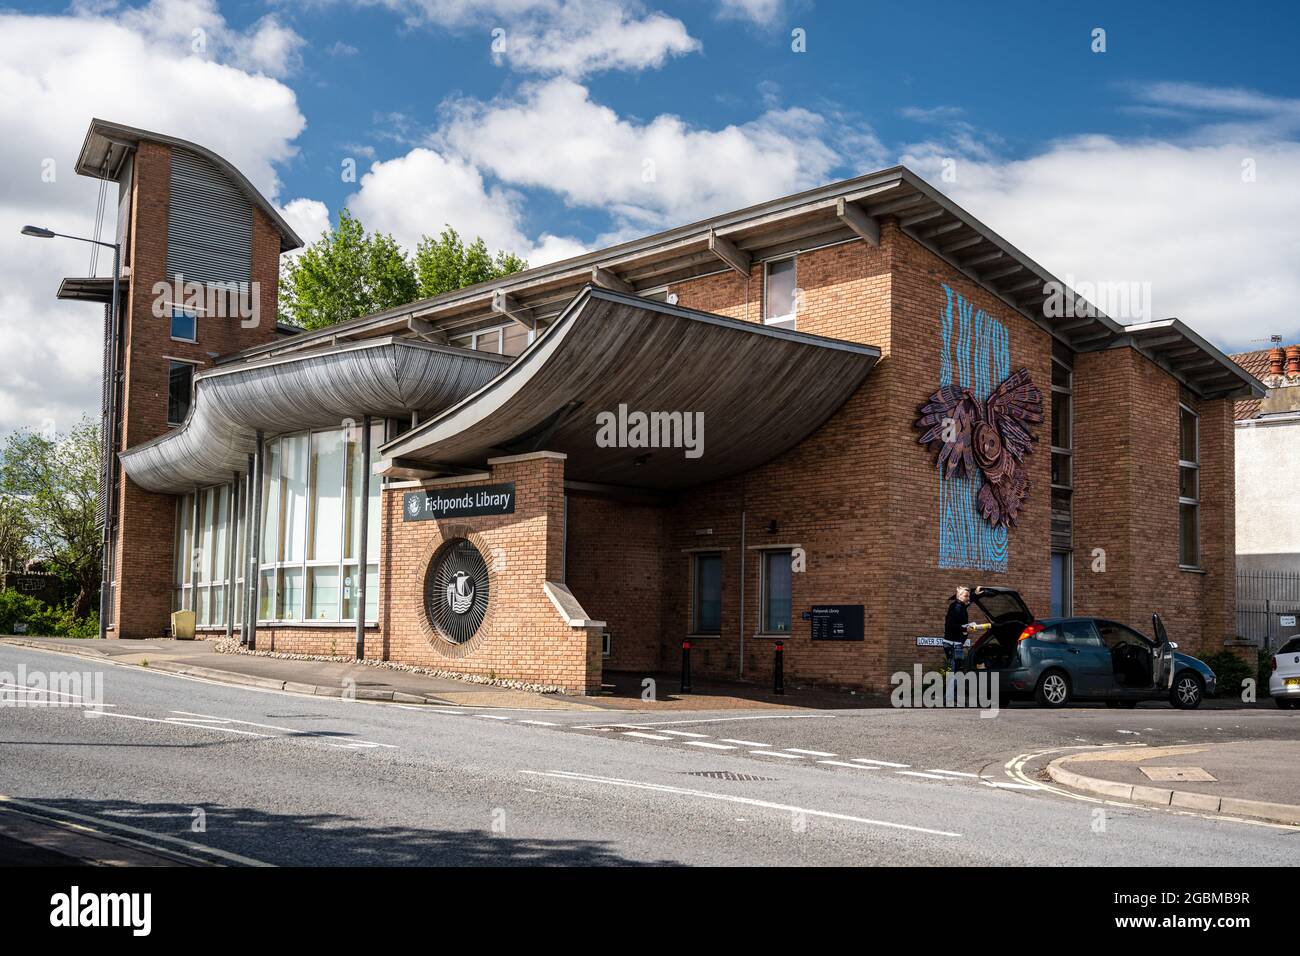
left=414, top=226, right=527, bottom=299
left=278, top=209, right=419, bottom=329
left=0, top=493, right=32, bottom=574
left=0, top=418, right=102, bottom=618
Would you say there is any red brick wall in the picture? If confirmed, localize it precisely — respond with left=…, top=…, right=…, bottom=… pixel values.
left=569, top=226, right=1052, bottom=692
left=1073, top=347, right=1237, bottom=655
left=110, top=140, right=283, bottom=638
left=564, top=494, right=665, bottom=671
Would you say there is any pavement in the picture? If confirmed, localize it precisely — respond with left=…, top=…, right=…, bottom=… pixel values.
left=3, top=640, right=1300, bottom=866
left=1049, top=740, right=1300, bottom=824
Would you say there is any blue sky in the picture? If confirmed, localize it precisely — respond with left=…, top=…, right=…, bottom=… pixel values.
left=2, top=0, right=1299, bottom=432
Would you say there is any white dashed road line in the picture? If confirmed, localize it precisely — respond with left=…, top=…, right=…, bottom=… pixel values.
left=523, top=769, right=964, bottom=838
left=925, top=769, right=980, bottom=778
left=658, top=730, right=710, bottom=738
left=518, top=720, right=558, bottom=726
left=685, top=741, right=737, bottom=750
left=785, top=748, right=837, bottom=757
left=851, top=758, right=910, bottom=768
left=818, top=760, right=881, bottom=769
left=719, top=739, right=770, bottom=747
left=750, top=750, right=804, bottom=759
left=623, top=731, right=674, bottom=740
left=896, top=771, right=953, bottom=780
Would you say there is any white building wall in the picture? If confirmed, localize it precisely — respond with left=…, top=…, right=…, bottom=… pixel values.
left=1235, top=414, right=1300, bottom=570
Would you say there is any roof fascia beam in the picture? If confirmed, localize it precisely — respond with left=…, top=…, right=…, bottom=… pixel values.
left=707, top=228, right=753, bottom=276
left=492, top=289, right=535, bottom=329
left=835, top=197, right=880, bottom=246
left=591, top=266, right=635, bottom=295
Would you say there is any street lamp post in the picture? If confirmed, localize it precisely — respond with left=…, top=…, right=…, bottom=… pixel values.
left=21, top=226, right=122, bottom=642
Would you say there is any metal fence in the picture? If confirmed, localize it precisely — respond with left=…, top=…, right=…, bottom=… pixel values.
left=1236, top=569, right=1300, bottom=650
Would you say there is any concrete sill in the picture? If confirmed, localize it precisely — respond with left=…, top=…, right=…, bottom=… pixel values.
left=1178, top=565, right=1207, bottom=574
left=685, top=633, right=722, bottom=640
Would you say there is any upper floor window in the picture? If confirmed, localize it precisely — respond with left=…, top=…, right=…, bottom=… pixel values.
left=1179, top=402, right=1200, bottom=567
left=167, top=360, right=194, bottom=425
left=171, top=308, right=197, bottom=342
left=691, top=552, right=722, bottom=635
left=764, top=257, right=797, bottom=329
left=450, top=322, right=531, bottom=357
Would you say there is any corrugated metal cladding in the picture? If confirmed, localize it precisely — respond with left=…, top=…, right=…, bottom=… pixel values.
left=167, top=148, right=253, bottom=286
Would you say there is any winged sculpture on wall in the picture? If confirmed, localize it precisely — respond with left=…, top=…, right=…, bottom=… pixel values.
left=915, top=367, right=1045, bottom=530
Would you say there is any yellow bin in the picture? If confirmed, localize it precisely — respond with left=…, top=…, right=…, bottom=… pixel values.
left=171, top=609, right=196, bottom=640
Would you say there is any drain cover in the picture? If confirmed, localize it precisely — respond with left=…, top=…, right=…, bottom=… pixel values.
left=685, top=771, right=774, bottom=781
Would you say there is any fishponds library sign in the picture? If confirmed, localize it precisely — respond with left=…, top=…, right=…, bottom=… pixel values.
left=403, top=484, right=517, bottom=521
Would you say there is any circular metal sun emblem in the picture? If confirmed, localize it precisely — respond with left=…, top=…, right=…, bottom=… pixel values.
left=426, top=538, right=490, bottom=644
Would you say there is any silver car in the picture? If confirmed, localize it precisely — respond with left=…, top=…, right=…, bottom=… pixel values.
left=1269, top=637, right=1300, bottom=709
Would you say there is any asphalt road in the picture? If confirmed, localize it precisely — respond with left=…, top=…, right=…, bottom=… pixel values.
left=2, top=643, right=1299, bottom=866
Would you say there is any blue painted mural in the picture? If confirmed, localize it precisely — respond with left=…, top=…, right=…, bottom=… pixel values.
left=936, top=283, right=1010, bottom=571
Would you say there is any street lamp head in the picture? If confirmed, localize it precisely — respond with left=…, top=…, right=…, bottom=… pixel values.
left=21, top=225, right=56, bottom=239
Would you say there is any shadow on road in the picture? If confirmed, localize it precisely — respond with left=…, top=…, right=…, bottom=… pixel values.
left=11, top=798, right=671, bottom=867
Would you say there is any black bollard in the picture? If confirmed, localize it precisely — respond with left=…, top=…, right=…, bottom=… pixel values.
left=680, top=640, right=692, bottom=694
left=774, top=640, right=785, bottom=695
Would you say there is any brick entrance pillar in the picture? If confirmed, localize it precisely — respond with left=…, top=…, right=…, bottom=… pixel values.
left=380, top=451, right=604, bottom=694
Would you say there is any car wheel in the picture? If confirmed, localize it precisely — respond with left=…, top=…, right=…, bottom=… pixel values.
left=1170, top=672, right=1203, bottom=710
left=1035, top=669, right=1071, bottom=708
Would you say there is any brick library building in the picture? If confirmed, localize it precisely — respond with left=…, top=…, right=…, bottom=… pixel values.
left=61, top=118, right=1264, bottom=695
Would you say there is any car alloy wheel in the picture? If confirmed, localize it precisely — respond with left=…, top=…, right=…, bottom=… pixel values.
left=1172, top=673, right=1202, bottom=709
left=1036, top=671, right=1070, bottom=708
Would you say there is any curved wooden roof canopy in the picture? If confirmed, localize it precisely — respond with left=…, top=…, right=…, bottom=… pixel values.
left=119, top=338, right=509, bottom=493
left=378, top=287, right=881, bottom=491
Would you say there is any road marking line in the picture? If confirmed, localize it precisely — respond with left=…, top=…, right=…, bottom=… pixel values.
left=896, top=771, right=952, bottom=780
left=521, top=770, right=962, bottom=838
left=623, top=731, right=674, bottom=740
left=608, top=714, right=829, bottom=726
left=170, top=710, right=398, bottom=748
left=88, top=711, right=271, bottom=737
left=474, top=714, right=512, bottom=720
left=720, top=739, right=769, bottom=747
left=925, top=769, right=980, bottom=778
left=519, top=720, right=558, bottom=726
left=785, top=748, right=836, bottom=757
left=749, top=750, right=804, bottom=759
left=851, top=758, right=910, bottom=768
left=982, top=781, right=1041, bottom=791
left=658, top=730, right=710, bottom=738
left=685, top=741, right=737, bottom=750
left=818, top=760, right=880, bottom=769
left=0, top=793, right=272, bottom=867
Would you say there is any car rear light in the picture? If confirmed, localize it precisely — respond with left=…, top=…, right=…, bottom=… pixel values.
left=1018, top=622, right=1045, bottom=641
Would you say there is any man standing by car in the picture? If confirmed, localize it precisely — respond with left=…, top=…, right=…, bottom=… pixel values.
left=945, top=586, right=972, bottom=644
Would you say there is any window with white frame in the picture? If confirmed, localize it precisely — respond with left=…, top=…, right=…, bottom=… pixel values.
left=450, top=323, right=531, bottom=357
left=1179, top=401, right=1200, bottom=568
left=173, top=483, right=242, bottom=628
left=170, top=307, right=197, bottom=342
left=763, top=257, right=797, bottom=329
left=257, top=422, right=383, bottom=624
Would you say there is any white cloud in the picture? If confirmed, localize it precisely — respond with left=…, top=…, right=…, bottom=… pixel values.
left=904, top=134, right=1300, bottom=351
left=117, top=0, right=306, bottom=78
left=716, top=0, right=784, bottom=25
left=437, top=77, right=864, bottom=232
left=326, top=0, right=699, bottom=77
left=347, top=147, right=584, bottom=265
left=0, top=3, right=310, bottom=435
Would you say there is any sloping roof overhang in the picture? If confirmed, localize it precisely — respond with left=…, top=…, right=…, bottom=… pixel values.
left=77, top=118, right=302, bottom=252
left=1088, top=319, right=1266, bottom=401
left=119, top=338, right=509, bottom=493
left=378, top=286, right=881, bottom=491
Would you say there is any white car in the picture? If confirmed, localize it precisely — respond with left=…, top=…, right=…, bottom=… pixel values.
left=1269, top=637, right=1300, bottom=709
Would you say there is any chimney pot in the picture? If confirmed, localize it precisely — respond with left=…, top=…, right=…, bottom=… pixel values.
left=1269, top=346, right=1286, bottom=376
left=1287, top=345, right=1300, bottom=378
